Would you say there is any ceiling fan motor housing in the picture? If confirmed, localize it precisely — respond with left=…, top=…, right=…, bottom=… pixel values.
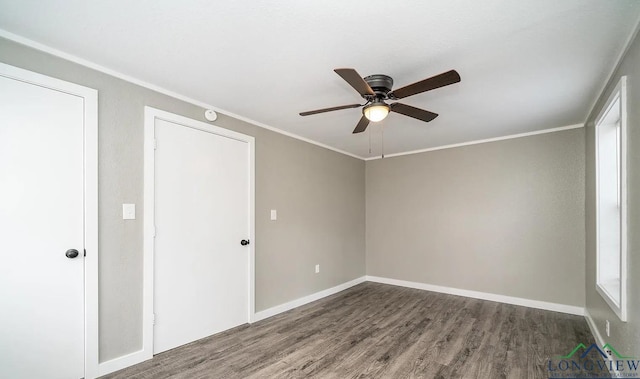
left=364, top=74, right=394, bottom=98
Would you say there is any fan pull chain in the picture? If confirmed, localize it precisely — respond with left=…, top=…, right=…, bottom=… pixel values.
left=368, top=126, right=372, bottom=155
left=381, top=126, right=385, bottom=159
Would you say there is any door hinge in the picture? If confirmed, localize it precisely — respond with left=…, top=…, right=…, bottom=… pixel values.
left=153, top=226, right=157, bottom=237
left=84, top=249, right=86, bottom=257
left=153, top=138, right=157, bottom=150
left=152, top=313, right=156, bottom=325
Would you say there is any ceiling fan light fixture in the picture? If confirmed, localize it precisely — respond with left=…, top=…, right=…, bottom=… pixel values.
left=363, top=102, right=390, bottom=122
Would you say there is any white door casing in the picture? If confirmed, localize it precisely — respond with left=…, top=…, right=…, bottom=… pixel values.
left=0, top=63, right=98, bottom=378
left=143, top=107, right=255, bottom=356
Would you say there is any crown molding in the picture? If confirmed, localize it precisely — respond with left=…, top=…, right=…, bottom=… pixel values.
left=0, top=29, right=363, bottom=160
left=364, top=123, right=584, bottom=161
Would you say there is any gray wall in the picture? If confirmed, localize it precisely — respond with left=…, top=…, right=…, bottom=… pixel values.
left=585, top=28, right=640, bottom=355
left=366, top=129, right=586, bottom=306
left=6, top=23, right=636, bottom=364
left=0, top=38, right=366, bottom=362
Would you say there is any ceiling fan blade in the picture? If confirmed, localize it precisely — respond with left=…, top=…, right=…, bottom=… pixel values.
left=352, top=115, right=370, bottom=134
left=299, top=103, right=362, bottom=116
left=334, top=68, right=375, bottom=96
left=389, top=70, right=460, bottom=99
left=390, top=103, right=438, bottom=122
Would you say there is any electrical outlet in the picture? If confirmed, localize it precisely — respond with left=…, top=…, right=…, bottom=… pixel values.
left=122, top=204, right=136, bottom=220
left=606, top=320, right=610, bottom=337
left=315, top=264, right=320, bottom=274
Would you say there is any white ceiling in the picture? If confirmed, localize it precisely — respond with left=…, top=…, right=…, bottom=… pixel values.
left=1, top=1, right=639, bottom=159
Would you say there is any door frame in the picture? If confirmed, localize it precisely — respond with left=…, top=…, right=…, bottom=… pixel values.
left=142, top=107, right=255, bottom=358
left=0, top=62, right=99, bottom=378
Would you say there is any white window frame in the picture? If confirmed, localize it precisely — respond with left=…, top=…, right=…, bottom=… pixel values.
left=594, top=76, right=627, bottom=322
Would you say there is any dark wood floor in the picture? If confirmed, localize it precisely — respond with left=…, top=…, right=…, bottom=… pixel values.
left=103, top=282, right=602, bottom=378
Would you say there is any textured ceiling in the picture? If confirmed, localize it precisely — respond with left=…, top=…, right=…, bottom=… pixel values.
left=1, top=0, right=639, bottom=158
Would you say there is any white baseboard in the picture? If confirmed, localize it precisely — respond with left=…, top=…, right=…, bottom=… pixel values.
left=584, top=309, right=606, bottom=346
left=250, top=276, right=367, bottom=323
left=366, top=276, right=585, bottom=316
left=97, top=349, right=152, bottom=377
left=584, top=309, right=623, bottom=377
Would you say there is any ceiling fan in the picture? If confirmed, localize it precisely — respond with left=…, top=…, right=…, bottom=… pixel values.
left=300, top=68, right=461, bottom=133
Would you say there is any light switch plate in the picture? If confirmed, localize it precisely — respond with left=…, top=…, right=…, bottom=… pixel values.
left=123, top=204, right=136, bottom=220
left=270, top=209, right=277, bottom=221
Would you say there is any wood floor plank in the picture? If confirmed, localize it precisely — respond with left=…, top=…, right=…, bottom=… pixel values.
left=102, top=282, right=602, bottom=379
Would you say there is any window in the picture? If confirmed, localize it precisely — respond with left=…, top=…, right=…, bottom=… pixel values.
left=595, top=76, right=627, bottom=321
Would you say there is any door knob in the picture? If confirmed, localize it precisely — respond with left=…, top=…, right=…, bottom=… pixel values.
left=65, top=249, right=79, bottom=258
left=240, top=239, right=250, bottom=246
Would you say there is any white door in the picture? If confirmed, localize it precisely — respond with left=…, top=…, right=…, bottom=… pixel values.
left=153, top=117, right=250, bottom=354
left=0, top=74, right=85, bottom=377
